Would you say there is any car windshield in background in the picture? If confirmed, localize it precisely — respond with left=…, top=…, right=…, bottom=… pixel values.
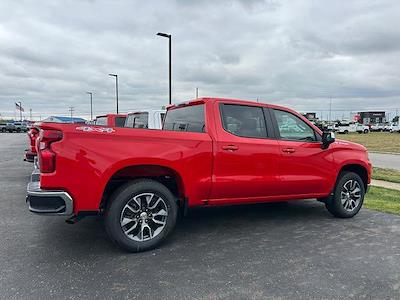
left=95, top=117, right=107, bottom=126
left=163, top=104, right=205, bottom=133
left=125, top=112, right=149, bottom=128
left=115, top=117, right=126, bottom=127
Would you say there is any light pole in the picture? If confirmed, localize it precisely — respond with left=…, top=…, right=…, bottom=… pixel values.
left=86, top=92, right=93, bottom=121
left=108, top=74, right=119, bottom=114
left=156, top=32, right=172, bottom=105
left=19, top=101, right=22, bottom=121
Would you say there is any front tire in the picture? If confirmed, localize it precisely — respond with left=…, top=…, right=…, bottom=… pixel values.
left=325, top=171, right=365, bottom=218
left=104, top=179, right=178, bottom=252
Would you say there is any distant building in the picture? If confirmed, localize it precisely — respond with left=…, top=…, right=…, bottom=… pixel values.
left=41, top=116, right=86, bottom=123
left=357, top=111, right=386, bottom=125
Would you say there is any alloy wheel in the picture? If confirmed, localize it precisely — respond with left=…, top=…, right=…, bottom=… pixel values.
left=120, top=193, right=168, bottom=242
left=340, top=180, right=362, bottom=212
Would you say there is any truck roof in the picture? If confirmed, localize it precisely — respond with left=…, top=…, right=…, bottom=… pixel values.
left=96, top=114, right=126, bottom=118
left=170, top=97, right=296, bottom=113
left=126, top=109, right=165, bottom=115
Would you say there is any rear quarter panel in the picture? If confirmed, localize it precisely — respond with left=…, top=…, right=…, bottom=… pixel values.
left=40, top=125, right=213, bottom=213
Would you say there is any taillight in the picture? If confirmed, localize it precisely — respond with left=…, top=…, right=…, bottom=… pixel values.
left=29, top=128, right=39, bottom=152
left=38, top=130, right=63, bottom=173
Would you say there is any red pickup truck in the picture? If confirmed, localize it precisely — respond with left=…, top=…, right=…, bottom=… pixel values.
left=26, top=98, right=371, bottom=252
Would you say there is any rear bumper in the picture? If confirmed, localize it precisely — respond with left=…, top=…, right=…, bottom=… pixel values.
left=26, top=181, right=74, bottom=216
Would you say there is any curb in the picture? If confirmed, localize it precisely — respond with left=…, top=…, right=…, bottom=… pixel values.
left=369, top=151, right=400, bottom=156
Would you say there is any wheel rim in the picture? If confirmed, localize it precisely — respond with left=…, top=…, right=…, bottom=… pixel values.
left=340, top=180, right=362, bottom=212
left=120, top=193, right=168, bottom=242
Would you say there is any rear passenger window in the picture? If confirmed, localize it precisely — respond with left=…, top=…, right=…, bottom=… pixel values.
left=163, top=104, right=205, bottom=133
left=221, top=104, right=267, bottom=138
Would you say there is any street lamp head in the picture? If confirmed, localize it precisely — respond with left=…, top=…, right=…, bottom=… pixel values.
left=157, top=32, right=171, bottom=38
left=86, top=91, right=92, bottom=95
left=108, top=73, right=117, bottom=77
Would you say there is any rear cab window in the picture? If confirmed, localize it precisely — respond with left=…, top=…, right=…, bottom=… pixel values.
left=95, top=117, right=107, bottom=126
left=163, top=104, right=205, bottom=133
left=125, top=112, right=149, bottom=129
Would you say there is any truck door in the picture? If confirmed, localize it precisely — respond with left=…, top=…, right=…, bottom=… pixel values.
left=209, top=103, right=281, bottom=202
left=270, top=109, right=335, bottom=196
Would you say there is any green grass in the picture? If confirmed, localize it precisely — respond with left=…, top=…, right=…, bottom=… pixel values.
left=364, top=186, right=400, bottom=215
left=338, top=132, right=400, bottom=153
left=372, top=167, right=400, bottom=184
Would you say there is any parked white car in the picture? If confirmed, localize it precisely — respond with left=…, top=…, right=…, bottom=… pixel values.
left=390, top=124, right=400, bottom=133
left=124, top=109, right=166, bottom=129
left=370, top=123, right=385, bottom=132
left=337, top=122, right=369, bottom=134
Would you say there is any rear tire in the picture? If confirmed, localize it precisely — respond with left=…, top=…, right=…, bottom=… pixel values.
left=325, top=171, right=365, bottom=218
left=104, top=179, right=178, bottom=252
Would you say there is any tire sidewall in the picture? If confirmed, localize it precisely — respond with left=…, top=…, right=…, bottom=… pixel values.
left=105, top=180, right=178, bottom=252
left=332, top=172, right=365, bottom=217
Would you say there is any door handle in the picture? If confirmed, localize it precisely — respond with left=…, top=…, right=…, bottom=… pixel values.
left=282, top=148, right=295, bottom=153
left=222, top=145, right=239, bottom=151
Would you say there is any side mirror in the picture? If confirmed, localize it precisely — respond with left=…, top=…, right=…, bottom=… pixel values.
left=321, top=131, right=335, bottom=149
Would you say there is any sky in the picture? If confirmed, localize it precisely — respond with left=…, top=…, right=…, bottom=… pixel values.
left=0, top=0, right=400, bottom=120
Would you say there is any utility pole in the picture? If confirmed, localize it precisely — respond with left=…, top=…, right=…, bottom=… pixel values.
left=329, top=97, right=332, bottom=124
left=29, top=108, right=32, bottom=121
left=196, top=87, right=199, bottom=99
left=69, top=107, right=74, bottom=122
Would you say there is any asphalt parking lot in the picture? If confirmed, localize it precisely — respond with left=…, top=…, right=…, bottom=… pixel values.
left=0, top=133, right=400, bottom=299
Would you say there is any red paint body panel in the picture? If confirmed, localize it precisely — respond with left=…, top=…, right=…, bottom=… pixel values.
left=36, top=98, right=371, bottom=215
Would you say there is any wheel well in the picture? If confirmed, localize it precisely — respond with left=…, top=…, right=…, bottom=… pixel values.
left=100, top=165, right=185, bottom=211
left=339, top=164, right=368, bottom=190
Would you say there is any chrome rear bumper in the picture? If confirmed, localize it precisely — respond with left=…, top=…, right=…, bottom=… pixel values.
left=26, top=181, right=74, bottom=216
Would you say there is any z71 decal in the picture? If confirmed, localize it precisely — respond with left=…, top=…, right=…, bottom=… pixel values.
left=75, top=126, right=115, bottom=133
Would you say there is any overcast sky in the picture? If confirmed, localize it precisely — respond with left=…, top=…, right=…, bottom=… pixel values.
left=0, top=0, right=400, bottom=120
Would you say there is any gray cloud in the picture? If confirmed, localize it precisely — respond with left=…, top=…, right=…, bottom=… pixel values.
left=0, top=0, right=399, bottom=120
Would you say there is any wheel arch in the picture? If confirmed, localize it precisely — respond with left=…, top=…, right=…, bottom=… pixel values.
left=338, top=163, right=369, bottom=190
left=100, top=164, right=185, bottom=211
